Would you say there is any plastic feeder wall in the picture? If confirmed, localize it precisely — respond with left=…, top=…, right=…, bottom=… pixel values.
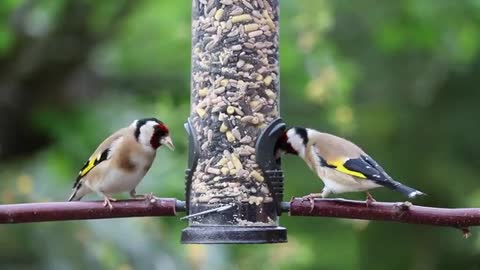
left=181, top=0, right=286, bottom=244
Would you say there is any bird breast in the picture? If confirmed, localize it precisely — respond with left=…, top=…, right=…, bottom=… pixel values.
left=96, top=165, right=149, bottom=194
left=93, top=152, right=154, bottom=195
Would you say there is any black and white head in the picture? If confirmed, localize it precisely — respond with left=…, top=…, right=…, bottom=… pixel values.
left=275, top=127, right=309, bottom=158
left=131, top=118, right=174, bottom=151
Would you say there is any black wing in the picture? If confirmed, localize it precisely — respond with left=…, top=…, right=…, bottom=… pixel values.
left=342, top=155, right=392, bottom=183
left=72, top=148, right=110, bottom=189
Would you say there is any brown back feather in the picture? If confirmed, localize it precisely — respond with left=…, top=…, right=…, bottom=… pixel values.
left=308, top=131, right=365, bottom=162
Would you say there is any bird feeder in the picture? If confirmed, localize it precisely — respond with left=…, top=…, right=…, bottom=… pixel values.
left=181, top=0, right=286, bottom=243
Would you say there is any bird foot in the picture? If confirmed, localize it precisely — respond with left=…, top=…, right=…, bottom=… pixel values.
left=130, top=192, right=156, bottom=202
left=365, top=192, right=376, bottom=207
left=103, top=197, right=115, bottom=210
left=302, top=193, right=323, bottom=213
left=144, top=192, right=157, bottom=203
left=302, top=193, right=323, bottom=200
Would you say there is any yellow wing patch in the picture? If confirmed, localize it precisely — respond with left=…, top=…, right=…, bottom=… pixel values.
left=79, top=155, right=98, bottom=177
left=328, top=159, right=367, bottom=179
left=76, top=146, right=111, bottom=182
left=78, top=150, right=108, bottom=177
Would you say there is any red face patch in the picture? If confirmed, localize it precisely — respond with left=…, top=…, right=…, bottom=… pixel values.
left=157, top=123, right=169, bottom=136
left=149, top=123, right=169, bottom=149
left=275, top=132, right=298, bottom=155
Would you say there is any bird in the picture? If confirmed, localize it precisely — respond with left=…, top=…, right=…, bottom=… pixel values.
left=68, top=118, right=175, bottom=209
left=275, top=127, right=424, bottom=205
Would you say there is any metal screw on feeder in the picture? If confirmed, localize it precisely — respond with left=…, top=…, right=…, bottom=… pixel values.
left=181, top=0, right=286, bottom=244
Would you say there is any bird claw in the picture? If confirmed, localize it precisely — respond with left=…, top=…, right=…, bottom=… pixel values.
left=301, top=193, right=323, bottom=200
left=130, top=191, right=156, bottom=202
left=302, top=193, right=322, bottom=213
left=103, top=198, right=114, bottom=210
left=144, top=192, right=154, bottom=199
left=365, top=192, right=376, bottom=207
left=144, top=192, right=157, bottom=203
left=366, top=198, right=375, bottom=207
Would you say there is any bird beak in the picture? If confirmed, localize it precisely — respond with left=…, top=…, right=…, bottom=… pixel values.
left=161, top=136, right=175, bottom=151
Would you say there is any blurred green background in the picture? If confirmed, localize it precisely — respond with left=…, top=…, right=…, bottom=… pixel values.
left=1, top=0, right=480, bottom=269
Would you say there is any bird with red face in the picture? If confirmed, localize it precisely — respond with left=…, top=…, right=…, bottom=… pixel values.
left=276, top=127, right=424, bottom=205
left=68, top=118, right=174, bottom=209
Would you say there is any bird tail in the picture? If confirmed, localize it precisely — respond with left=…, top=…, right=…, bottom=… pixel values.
left=68, top=183, right=86, bottom=201
left=384, top=180, right=425, bottom=199
left=68, top=189, right=82, bottom=201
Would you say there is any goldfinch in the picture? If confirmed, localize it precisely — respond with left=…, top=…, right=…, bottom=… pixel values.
left=276, top=127, right=424, bottom=204
left=68, top=118, right=174, bottom=209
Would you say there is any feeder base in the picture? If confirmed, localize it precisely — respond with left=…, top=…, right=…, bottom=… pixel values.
left=181, top=225, right=287, bottom=244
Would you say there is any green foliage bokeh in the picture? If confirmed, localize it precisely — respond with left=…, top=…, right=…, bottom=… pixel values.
left=1, top=0, right=480, bottom=269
